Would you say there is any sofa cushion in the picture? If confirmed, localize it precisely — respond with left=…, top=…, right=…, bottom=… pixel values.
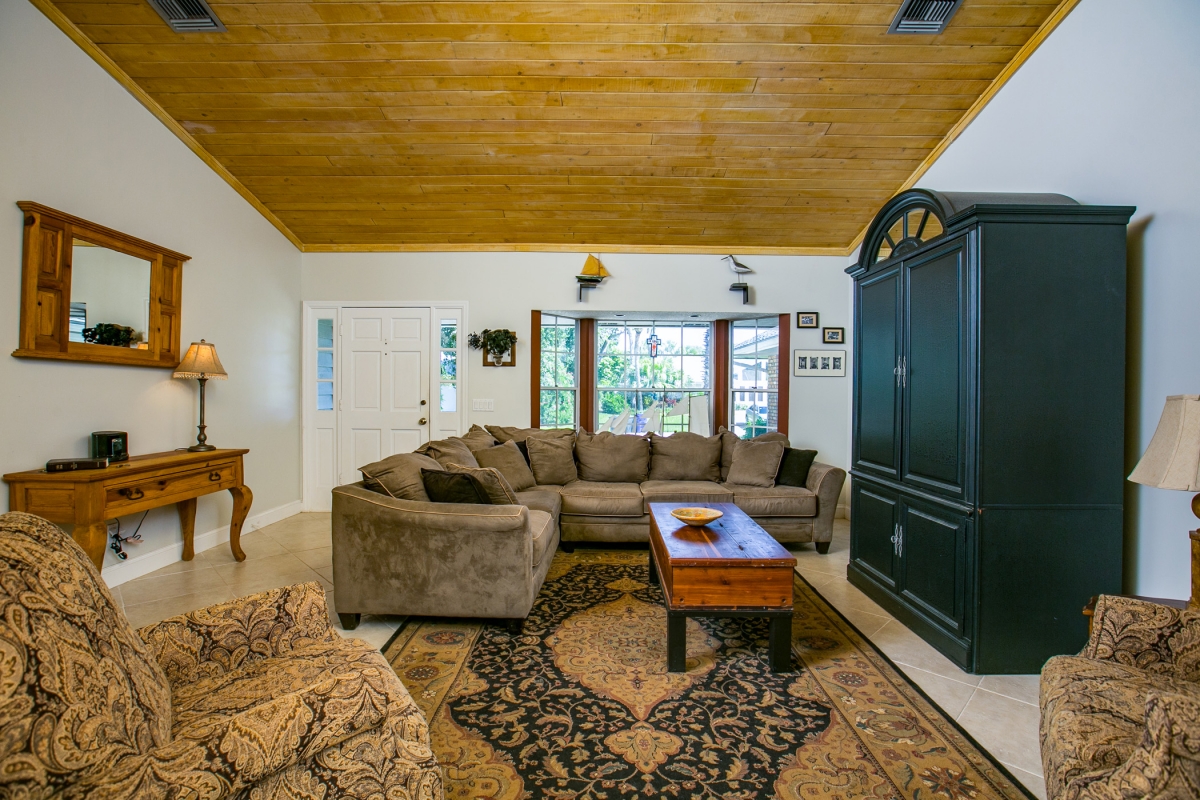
left=726, top=439, right=786, bottom=487
left=776, top=448, right=818, bottom=487
left=460, top=424, right=498, bottom=452
left=529, top=510, right=556, bottom=567
left=422, top=469, right=491, bottom=504
left=527, top=436, right=579, bottom=485
left=486, top=425, right=575, bottom=444
left=421, top=437, right=480, bottom=469
left=725, top=484, right=817, bottom=517
left=559, top=481, right=645, bottom=517
left=640, top=480, right=732, bottom=513
left=445, top=464, right=518, bottom=505
left=360, top=452, right=443, bottom=501
left=1040, top=654, right=1195, bottom=799
left=648, top=432, right=722, bottom=482
left=719, top=428, right=790, bottom=480
left=475, top=441, right=537, bottom=492
left=516, top=489, right=562, bottom=518
left=575, top=431, right=650, bottom=483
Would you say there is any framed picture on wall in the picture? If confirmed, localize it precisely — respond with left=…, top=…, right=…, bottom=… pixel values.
left=794, top=349, right=846, bottom=377
left=822, top=327, right=844, bottom=344
left=796, top=312, right=819, bottom=328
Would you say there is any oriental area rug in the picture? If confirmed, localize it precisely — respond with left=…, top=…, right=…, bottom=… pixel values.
left=383, top=550, right=1034, bottom=800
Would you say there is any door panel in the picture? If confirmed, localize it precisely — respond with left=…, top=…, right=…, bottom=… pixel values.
left=898, top=498, right=970, bottom=637
left=850, top=480, right=899, bottom=591
left=854, top=266, right=903, bottom=478
left=339, top=307, right=431, bottom=485
left=903, top=238, right=970, bottom=500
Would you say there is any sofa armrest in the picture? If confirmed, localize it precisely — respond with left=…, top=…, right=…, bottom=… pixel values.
left=138, top=582, right=337, bottom=689
left=332, top=483, right=537, bottom=620
left=1083, top=595, right=1200, bottom=679
left=805, top=462, right=847, bottom=543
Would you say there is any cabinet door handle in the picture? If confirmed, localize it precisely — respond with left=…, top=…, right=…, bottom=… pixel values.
left=890, top=524, right=899, bottom=556
left=900, top=356, right=907, bottom=389
left=894, top=356, right=902, bottom=387
left=209, top=471, right=222, bottom=482
left=897, top=524, right=904, bottom=558
left=120, top=487, right=145, bottom=500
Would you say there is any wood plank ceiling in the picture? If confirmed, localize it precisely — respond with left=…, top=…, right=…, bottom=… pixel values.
left=45, top=0, right=1070, bottom=252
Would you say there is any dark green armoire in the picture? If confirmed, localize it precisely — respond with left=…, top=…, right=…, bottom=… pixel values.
left=846, top=190, right=1135, bottom=674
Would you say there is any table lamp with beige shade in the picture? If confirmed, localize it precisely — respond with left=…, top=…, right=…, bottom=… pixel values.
left=173, top=339, right=227, bottom=452
left=1128, top=394, right=1200, bottom=608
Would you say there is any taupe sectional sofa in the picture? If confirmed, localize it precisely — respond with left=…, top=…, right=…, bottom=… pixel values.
left=332, top=425, right=845, bottom=631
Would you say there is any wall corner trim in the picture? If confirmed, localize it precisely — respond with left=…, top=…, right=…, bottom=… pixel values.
left=26, top=0, right=305, bottom=252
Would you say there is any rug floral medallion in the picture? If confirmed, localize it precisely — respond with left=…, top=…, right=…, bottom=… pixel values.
left=383, top=550, right=1033, bottom=800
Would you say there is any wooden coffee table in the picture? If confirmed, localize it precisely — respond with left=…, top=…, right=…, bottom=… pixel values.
left=648, top=502, right=797, bottom=673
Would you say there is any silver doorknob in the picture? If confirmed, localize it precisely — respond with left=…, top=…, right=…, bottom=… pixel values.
left=418, top=417, right=427, bottom=425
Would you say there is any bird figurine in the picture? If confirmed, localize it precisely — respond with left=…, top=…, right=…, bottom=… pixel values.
left=724, top=255, right=754, bottom=275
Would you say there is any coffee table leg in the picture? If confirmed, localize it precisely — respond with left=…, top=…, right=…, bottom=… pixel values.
left=769, top=615, right=793, bottom=673
left=648, top=552, right=660, bottom=585
left=667, top=612, right=687, bottom=672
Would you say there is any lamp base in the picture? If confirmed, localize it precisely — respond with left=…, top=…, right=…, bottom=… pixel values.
left=187, top=444, right=216, bottom=452
left=1191, top=528, right=1200, bottom=610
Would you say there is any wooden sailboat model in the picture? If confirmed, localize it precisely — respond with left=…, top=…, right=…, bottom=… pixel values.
left=576, top=254, right=610, bottom=301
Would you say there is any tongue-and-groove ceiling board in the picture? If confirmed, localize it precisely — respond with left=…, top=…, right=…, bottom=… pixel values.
left=36, top=0, right=1077, bottom=252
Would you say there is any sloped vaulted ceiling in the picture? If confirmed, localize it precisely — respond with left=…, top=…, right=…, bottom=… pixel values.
left=35, top=0, right=1077, bottom=252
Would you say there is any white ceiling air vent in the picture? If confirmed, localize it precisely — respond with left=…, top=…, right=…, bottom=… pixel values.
left=887, top=0, right=964, bottom=34
left=146, top=0, right=226, bottom=32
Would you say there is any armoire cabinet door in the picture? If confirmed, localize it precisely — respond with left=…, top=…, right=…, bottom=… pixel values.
left=902, top=237, right=971, bottom=501
left=849, top=480, right=900, bottom=591
left=853, top=264, right=903, bottom=479
left=897, top=497, right=971, bottom=639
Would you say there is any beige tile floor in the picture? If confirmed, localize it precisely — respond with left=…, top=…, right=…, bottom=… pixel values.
left=109, top=513, right=1045, bottom=799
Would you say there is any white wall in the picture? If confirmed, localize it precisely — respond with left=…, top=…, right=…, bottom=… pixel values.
left=919, top=0, right=1200, bottom=597
left=302, top=251, right=854, bottom=474
left=0, top=0, right=303, bottom=582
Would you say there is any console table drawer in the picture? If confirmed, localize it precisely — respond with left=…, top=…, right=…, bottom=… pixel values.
left=106, top=462, right=236, bottom=513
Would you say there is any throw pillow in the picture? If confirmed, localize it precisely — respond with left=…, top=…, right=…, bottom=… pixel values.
left=474, top=441, right=537, bottom=492
left=776, top=448, right=818, bottom=487
left=421, top=469, right=491, bottom=504
left=445, top=463, right=518, bottom=505
left=574, top=431, right=650, bottom=483
left=726, top=439, right=786, bottom=487
left=360, top=452, right=443, bottom=501
left=718, top=427, right=790, bottom=481
left=486, top=425, right=576, bottom=444
left=526, top=436, right=579, bottom=485
left=421, top=437, right=480, bottom=469
left=648, top=432, right=722, bottom=482
left=459, top=425, right=498, bottom=452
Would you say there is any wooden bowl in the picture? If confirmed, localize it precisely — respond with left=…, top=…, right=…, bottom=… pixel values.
left=670, top=507, right=723, bottom=527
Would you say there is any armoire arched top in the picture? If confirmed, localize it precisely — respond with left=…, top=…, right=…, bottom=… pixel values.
left=848, top=189, right=1080, bottom=276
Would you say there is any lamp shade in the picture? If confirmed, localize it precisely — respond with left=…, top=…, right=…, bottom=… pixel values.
left=1129, top=395, right=1200, bottom=491
left=173, top=339, right=228, bottom=380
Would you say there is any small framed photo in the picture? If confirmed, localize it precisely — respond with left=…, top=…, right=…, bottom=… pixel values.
left=797, top=312, right=819, bottom=329
left=822, top=327, right=844, bottom=344
left=795, top=349, right=846, bottom=377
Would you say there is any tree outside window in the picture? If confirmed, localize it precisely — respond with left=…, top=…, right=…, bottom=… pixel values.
left=597, top=320, right=711, bottom=434
left=540, top=315, right=577, bottom=428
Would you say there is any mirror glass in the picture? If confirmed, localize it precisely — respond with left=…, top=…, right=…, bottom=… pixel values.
left=69, top=239, right=152, bottom=348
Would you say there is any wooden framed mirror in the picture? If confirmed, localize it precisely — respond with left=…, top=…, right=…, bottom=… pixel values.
left=14, top=202, right=189, bottom=368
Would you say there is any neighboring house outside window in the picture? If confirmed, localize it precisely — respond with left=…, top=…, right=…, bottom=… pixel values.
left=730, top=317, right=780, bottom=438
left=540, top=314, right=577, bottom=428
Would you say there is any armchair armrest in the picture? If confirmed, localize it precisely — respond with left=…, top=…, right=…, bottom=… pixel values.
left=1070, top=691, right=1200, bottom=800
left=138, top=582, right=337, bottom=689
left=806, top=462, right=847, bottom=542
left=1083, top=595, right=1200, bottom=679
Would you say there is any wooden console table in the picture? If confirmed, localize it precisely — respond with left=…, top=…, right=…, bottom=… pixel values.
left=4, top=449, right=252, bottom=570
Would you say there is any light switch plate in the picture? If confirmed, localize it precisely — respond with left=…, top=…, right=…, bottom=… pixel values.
left=472, top=399, right=495, bottom=411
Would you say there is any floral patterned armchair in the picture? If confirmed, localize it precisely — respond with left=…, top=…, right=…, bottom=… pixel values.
left=0, top=511, right=443, bottom=799
left=1040, top=594, right=1200, bottom=800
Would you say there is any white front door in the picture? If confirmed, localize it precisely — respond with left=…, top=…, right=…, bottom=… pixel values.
left=338, top=307, right=431, bottom=485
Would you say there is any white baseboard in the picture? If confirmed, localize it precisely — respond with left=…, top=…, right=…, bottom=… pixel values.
left=836, top=503, right=849, bottom=520
left=101, top=500, right=303, bottom=587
